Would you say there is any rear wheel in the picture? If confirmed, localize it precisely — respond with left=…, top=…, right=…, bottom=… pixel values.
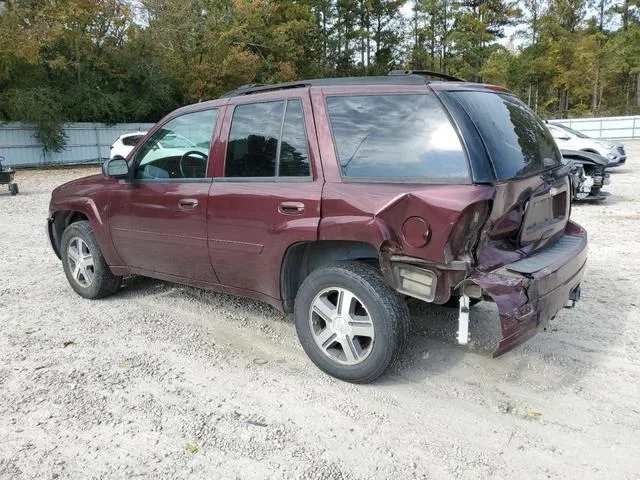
left=294, top=262, right=409, bottom=383
left=9, top=183, right=18, bottom=195
left=60, top=221, right=121, bottom=299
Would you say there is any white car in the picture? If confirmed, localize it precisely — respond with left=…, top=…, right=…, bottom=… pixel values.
left=546, top=122, right=626, bottom=167
left=109, top=132, right=147, bottom=159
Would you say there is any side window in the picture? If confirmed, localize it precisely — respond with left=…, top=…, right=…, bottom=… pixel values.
left=326, top=94, right=469, bottom=180
left=225, top=101, right=283, bottom=177
left=135, top=109, right=218, bottom=180
left=279, top=100, right=310, bottom=176
left=225, top=99, right=311, bottom=178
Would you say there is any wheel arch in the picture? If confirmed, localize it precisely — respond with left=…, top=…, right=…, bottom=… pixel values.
left=48, top=198, right=122, bottom=266
left=280, top=240, right=380, bottom=313
left=49, top=210, right=90, bottom=259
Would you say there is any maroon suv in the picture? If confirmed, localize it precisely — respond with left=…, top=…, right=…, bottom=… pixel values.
left=47, top=72, right=587, bottom=383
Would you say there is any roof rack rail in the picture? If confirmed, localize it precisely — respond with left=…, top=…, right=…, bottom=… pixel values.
left=220, top=81, right=311, bottom=98
left=388, top=70, right=464, bottom=82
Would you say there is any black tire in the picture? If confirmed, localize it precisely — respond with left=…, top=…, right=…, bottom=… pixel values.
left=60, top=220, right=122, bottom=299
left=9, top=183, right=18, bottom=196
left=294, top=261, right=409, bottom=384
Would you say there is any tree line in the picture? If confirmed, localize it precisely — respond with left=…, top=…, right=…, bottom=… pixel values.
left=0, top=0, right=639, bottom=150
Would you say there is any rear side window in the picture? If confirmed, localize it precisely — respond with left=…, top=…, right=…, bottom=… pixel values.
left=446, top=91, right=561, bottom=180
left=279, top=100, right=310, bottom=176
left=326, top=94, right=469, bottom=181
left=225, top=101, right=282, bottom=177
left=225, top=100, right=311, bottom=178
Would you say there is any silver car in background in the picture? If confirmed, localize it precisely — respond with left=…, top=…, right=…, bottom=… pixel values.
left=546, top=122, right=627, bottom=167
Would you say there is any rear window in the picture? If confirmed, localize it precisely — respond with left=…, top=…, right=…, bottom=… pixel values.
left=326, top=94, right=469, bottom=181
left=446, top=91, right=561, bottom=180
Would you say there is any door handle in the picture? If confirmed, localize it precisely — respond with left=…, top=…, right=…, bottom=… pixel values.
left=278, top=201, right=305, bottom=215
left=178, top=198, right=199, bottom=209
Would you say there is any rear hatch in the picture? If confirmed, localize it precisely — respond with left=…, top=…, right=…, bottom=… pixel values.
left=439, top=89, right=571, bottom=269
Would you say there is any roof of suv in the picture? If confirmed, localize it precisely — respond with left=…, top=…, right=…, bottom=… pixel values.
left=166, top=71, right=512, bottom=127
left=218, top=71, right=499, bottom=99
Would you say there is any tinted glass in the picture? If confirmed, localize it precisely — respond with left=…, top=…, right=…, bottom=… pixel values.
left=225, top=101, right=284, bottom=177
left=122, top=135, right=144, bottom=146
left=448, top=92, right=561, bottom=180
left=326, top=94, right=468, bottom=180
left=279, top=100, right=310, bottom=177
left=547, top=125, right=567, bottom=139
left=135, top=109, right=217, bottom=179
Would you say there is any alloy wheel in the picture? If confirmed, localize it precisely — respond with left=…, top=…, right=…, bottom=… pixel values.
left=309, top=287, right=375, bottom=365
left=67, top=237, right=95, bottom=288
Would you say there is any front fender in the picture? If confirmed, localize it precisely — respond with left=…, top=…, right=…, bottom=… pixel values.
left=49, top=195, right=123, bottom=267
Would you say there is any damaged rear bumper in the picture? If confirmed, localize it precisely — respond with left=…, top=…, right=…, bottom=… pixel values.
left=469, top=221, right=588, bottom=356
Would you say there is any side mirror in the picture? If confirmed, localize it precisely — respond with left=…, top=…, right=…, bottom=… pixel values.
left=103, top=156, right=129, bottom=179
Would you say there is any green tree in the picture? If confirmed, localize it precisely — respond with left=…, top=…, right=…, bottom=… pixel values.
left=447, top=0, right=521, bottom=80
left=0, top=0, right=181, bottom=150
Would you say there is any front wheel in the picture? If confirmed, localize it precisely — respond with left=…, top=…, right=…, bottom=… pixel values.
left=294, top=262, right=409, bottom=384
left=60, top=221, right=122, bottom=299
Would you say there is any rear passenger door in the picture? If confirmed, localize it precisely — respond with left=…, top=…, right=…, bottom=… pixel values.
left=207, top=93, right=322, bottom=301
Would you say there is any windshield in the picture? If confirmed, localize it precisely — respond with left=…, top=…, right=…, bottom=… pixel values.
left=552, top=123, right=589, bottom=138
left=446, top=91, right=562, bottom=180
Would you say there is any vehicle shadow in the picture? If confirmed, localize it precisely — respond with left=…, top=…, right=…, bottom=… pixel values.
left=115, top=275, right=496, bottom=369
left=608, top=167, right=632, bottom=174
left=116, top=274, right=293, bottom=325
left=572, top=187, right=637, bottom=206
left=387, top=300, right=502, bottom=377
left=381, top=275, right=626, bottom=394
left=113, top=273, right=619, bottom=395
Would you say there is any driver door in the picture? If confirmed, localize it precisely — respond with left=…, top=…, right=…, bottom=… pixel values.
left=108, top=107, right=221, bottom=283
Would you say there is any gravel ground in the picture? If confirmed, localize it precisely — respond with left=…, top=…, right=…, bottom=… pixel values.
left=1, top=144, right=640, bottom=480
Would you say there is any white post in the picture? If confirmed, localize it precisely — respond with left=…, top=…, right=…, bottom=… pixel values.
left=457, top=295, right=470, bottom=345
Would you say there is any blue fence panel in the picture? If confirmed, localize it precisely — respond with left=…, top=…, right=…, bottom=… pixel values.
left=0, top=122, right=154, bottom=168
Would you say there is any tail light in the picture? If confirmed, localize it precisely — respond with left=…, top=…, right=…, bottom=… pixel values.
left=446, top=201, right=491, bottom=263
left=392, top=264, right=437, bottom=302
